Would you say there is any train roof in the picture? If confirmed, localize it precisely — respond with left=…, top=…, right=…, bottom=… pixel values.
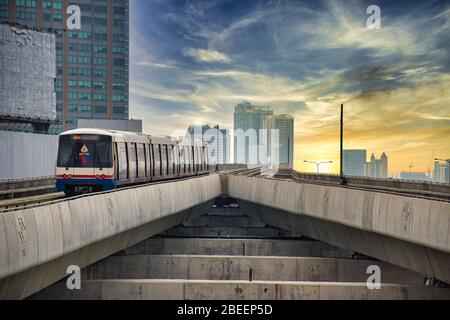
left=61, top=129, right=207, bottom=146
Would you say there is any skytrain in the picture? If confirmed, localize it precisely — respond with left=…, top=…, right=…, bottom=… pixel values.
left=56, top=129, right=210, bottom=196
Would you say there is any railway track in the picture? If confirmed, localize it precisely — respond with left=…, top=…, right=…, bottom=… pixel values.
left=0, top=192, right=65, bottom=213
left=1, top=167, right=448, bottom=213
left=232, top=167, right=450, bottom=202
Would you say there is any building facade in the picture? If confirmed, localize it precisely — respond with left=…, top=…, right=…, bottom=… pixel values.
left=187, top=124, right=230, bottom=165
left=343, top=149, right=367, bottom=177
left=434, top=161, right=449, bottom=183
left=263, top=114, right=294, bottom=168
left=0, top=0, right=129, bottom=134
left=400, top=172, right=430, bottom=182
left=234, top=102, right=273, bottom=165
left=365, top=153, right=388, bottom=179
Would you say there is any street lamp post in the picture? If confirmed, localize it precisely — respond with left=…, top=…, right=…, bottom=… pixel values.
left=435, top=158, right=450, bottom=184
left=304, top=160, right=333, bottom=174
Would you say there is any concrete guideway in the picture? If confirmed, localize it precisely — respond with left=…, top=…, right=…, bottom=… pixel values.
left=0, top=174, right=222, bottom=299
left=33, top=200, right=450, bottom=300
left=226, top=174, right=450, bottom=283
left=2, top=170, right=450, bottom=299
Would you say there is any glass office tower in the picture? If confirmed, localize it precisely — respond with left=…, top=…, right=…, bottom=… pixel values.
left=0, top=0, right=129, bottom=133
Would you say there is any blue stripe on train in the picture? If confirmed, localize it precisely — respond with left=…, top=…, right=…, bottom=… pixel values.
left=56, top=178, right=117, bottom=192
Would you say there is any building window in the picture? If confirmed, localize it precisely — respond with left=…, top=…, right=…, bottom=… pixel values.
left=94, top=94, right=107, bottom=101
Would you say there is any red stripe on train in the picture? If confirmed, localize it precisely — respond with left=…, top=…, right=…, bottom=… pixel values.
left=56, top=175, right=114, bottom=179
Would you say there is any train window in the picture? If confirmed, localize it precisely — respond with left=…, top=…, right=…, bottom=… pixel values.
left=73, top=142, right=95, bottom=168
left=128, top=143, right=138, bottom=178
left=145, top=144, right=151, bottom=177
left=179, top=146, right=185, bottom=173
left=168, top=145, right=173, bottom=175
left=173, top=145, right=179, bottom=174
left=153, top=144, right=161, bottom=176
left=57, top=139, right=73, bottom=167
left=149, top=144, right=155, bottom=176
left=118, top=143, right=128, bottom=180
left=137, top=144, right=146, bottom=177
left=186, top=146, right=192, bottom=172
left=161, top=145, right=168, bottom=176
left=94, top=142, right=112, bottom=168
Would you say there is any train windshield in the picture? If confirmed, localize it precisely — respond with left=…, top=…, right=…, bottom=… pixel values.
left=57, top=135, right=112, bottom=168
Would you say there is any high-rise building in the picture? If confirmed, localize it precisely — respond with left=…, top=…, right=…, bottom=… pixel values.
left=434, top=161, right=449, bottom=183
left=343, top=149, right=367, bottom=176
left=263, top=114, right=294, bottom=168
left=365, top=152, right=388, bottom=178
left=186, top=124, right=230, bottom=165
left=0, top=0, right=129, bottom=134
left=234, top=102, right=273, bottom=165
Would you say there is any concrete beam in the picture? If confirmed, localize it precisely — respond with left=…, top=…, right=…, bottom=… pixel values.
left=82, top=255, right=427, bottom=284
left=31, top=279, right=450, bottom=300
left=124, top=238, right=352, bottom=258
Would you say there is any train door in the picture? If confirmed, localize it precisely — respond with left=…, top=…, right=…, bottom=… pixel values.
left=93, top=140, right=113, bottom=180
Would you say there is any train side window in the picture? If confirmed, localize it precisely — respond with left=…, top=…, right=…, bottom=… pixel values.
left=191, top=146, right=197, bottom=172
left=179, top=145, right=185, bottom=174
left=128, top=143, right=137, bottom=178
left=145, top=143, right=151, bottom=178
left=168, top=145, right=173, bottom=175
left=161, top=144, right=167, bottom=176
left=124, top=142, right=130, bottom=180
left=118, top=142, right=128, bottom=181
left=203, top=146, right=208, bottom=170
left=174, top=145, right=179, bottom=174
left=187, top=146, right=192, bottom=172
left=150, top=144, right=155, bottom=176
left=137, top=144, right=146, bottom=178
left=153, top=144, right=161, bottom=176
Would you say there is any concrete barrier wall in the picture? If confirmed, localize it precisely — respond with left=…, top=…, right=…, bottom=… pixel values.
left=0, top=174, right=222, bottom=281
left=0, top=131, right=59, bottom=180
left=227, top=175, right=450, bottom=255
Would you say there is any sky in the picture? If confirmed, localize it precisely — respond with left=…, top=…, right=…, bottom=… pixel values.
left=129, top=0, right=450, bottom=175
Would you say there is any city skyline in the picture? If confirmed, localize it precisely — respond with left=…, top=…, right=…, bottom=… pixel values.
left=129, top=0, right=450, bottom=176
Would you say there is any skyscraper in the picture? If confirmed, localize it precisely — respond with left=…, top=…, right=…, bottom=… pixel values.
left=263, top=114, right=294, bottom=168
left=187, top=124, right=230, bottom=165
left=343, top=149, right=367, bottom=176
left=365, top=152, right=389, bottom=178
left=0, top=0, right=129, bottom=133
left=434, top=161, right=449, bottom=183
left=234, top=102, right=273, bottom=165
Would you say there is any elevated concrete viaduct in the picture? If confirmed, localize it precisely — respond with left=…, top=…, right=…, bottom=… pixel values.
left=226, top=174, right=450, bottom=284
left=1, top=171, right=450, bottom=299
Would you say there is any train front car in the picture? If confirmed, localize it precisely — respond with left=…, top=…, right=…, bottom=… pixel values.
left=56, top=129, right=116, bottom=196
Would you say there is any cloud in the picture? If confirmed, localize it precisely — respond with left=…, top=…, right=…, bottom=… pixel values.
left=182, top=48, right=232, bottom=63
left=129, top=0, right=450, bottom=175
